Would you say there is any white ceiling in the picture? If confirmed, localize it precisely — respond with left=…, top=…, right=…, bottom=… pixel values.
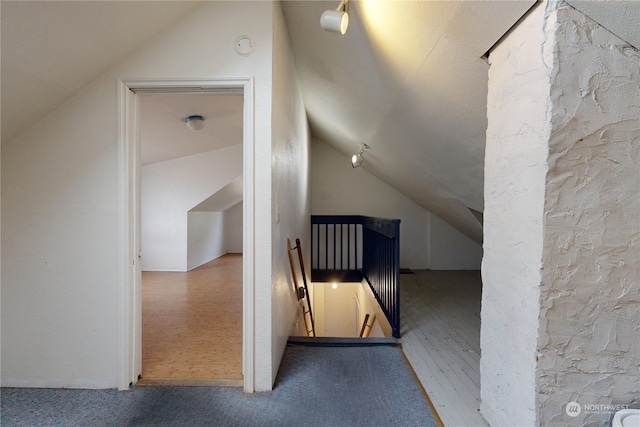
left=190, top=176, right=243, bottom=212
left=139, top=94, right=243, bottom=166
left=282, top=0, right=537, bottom=241
left=2, top=1, right=638, bottom=242
left=566, top=0, right=640, bottom=48
left=1, top=0, right=202, bottom=143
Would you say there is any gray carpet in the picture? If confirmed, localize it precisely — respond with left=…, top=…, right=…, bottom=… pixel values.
left=1, top=341, right=438, bottom=427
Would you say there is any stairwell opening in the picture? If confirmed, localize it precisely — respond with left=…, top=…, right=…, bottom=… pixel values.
left=299, top=281, right=390, bottom=338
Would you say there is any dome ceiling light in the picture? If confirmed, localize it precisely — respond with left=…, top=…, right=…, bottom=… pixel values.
left=185, top=115, right=205, bottom=131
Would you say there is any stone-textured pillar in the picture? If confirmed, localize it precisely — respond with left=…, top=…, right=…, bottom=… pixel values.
left=482, top=1, right=640, bottom=426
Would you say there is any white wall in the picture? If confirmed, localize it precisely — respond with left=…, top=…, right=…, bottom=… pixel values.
left=429, top=214, right=483, bottom=270
left=187, top=204, right=243, bottom=270
left=312, top=282, right=359, bottom=337
left=224, top=202, right=243, bottom=253
left=141, top=145, right=242, bottom=271
left=187, top=201, right=243, bottom=271
left=355, top=282, right=385, bottom=338
left=187, top=211, right=225, bottom=271
left=268, top=2, right=311, bottom=387
left=482, top=2, right=640, bottom=426
left=481, top=3, right=548, bottom=424
left=1, top=79, right=121, bottom=388
left=311, top=138, right=482, bottom=270
left=1, top=1, right=275, bottom=389
left=311, top=281, right=385, bottom=338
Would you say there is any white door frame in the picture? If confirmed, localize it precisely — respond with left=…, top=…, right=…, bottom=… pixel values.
left=117, top=78, right=256, bottom=392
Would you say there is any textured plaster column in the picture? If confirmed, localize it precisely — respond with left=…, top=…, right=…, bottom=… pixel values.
left=482, top=2, right=640, bottom=426
left=481, top=3, right=549, bottom=425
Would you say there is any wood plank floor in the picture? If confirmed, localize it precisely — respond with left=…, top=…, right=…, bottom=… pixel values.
left=400, top=270, right=489, bottom=427
left=141, top=254, right=243, bottom=382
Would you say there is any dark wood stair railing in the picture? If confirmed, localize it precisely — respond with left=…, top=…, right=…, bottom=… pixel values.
left=311, top=215, right=401, bottom=338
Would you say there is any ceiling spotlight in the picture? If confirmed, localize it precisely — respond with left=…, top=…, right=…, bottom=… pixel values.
left=351, top=143, right=369, bottom=168
left=185, top=115, right=205, bottom=131
left=321, top=0, right=349, bottom=34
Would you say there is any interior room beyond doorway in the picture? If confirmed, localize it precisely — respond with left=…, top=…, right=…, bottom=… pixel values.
left=141, top=254, right=243, bottom=385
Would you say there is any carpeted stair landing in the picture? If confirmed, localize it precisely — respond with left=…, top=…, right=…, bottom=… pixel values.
left=1, top=338, right=439, bottom=426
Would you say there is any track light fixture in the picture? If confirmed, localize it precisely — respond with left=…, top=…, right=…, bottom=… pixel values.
left=185, top=115, right=205, bottom=131
left=321, top=0, right=349, bottom=34
left=351, top=143, right=369, bottom=168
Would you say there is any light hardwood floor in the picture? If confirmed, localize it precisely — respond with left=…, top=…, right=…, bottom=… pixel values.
left=400, top=270, right=489, bottom=427
left=141, top=254, right=243, bottom=383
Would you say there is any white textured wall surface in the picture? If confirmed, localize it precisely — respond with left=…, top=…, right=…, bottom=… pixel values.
left=537, top=3, right=640, bottom=425
left=141, top=146, right=242, bottom=272
left=481, top=2, right=549, bottom=426
left=311, top=139, right=482, bottom=270
left=269, top=2, right=311, bottom=389
left=483, top=2, right=640, bottom=426
left=1, top=1, right=273, bottom=389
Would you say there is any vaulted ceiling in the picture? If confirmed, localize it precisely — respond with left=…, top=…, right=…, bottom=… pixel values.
left=2, top=1, right=638, bottom=243
left=283, top=1, right=536, bottom=242
left=1, top=1, right=202, bottom=144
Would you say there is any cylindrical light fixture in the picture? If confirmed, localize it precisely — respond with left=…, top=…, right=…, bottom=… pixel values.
left=185, top=115, right=205, bottom=131
left=321, top=0, right=349, bottom=34
left=321, top=9, right=349, bottom=34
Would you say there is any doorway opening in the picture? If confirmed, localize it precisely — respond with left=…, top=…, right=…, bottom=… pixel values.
left=137, top=92, right=243, bottom=385
left=118, top=78, right=256, bottom=392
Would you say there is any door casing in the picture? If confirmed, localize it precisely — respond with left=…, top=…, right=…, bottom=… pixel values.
left=117, top=78, right=256, bottom=392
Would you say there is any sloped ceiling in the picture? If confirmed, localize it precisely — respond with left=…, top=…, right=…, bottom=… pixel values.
left=566, top=0, right=640, bottom=48
left=190, top=176, right=243, bottom=212
left=2, top=1, right=638, bottom=243
left=1, top=0, right=202, bottom=144
left=139, top=93, right=243, bottom=166
left=282, top=0, right=639, bottom=242
left=282, top=1, right=537, bottom=242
